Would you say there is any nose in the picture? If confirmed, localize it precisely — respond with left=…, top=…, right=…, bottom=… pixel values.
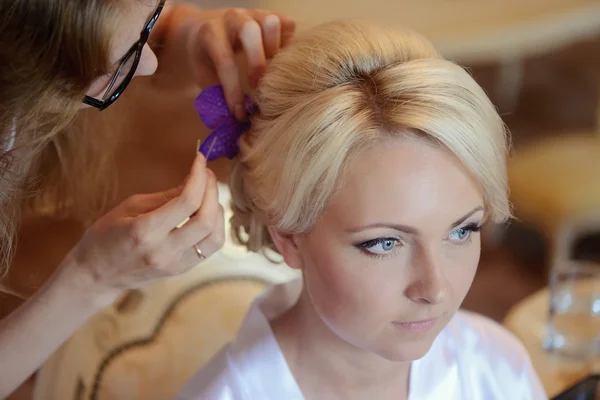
left=136, top=44, right=159, bottom=77
left=405, top=247, right=448, bottom=305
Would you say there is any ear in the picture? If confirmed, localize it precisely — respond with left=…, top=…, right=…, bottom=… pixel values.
left=268, top=226, right=304, bottom=270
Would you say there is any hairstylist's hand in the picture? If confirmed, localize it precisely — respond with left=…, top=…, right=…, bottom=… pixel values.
left=190, top=8, right=296, bottom=120
left=152, top=6, right=295, bottom=120
left=66, top=154, right=224, bottom=298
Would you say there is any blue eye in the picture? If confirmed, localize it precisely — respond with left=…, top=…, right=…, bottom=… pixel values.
left=357, top=238, right=400, bottom=255
left=448, top=223, right=481, bottom=243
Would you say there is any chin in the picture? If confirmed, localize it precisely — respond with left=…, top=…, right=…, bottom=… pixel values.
left=375, top=337, right=436, bottom=362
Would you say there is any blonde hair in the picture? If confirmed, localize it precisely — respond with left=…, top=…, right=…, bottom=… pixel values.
left=230, top=20, right=511, bottom=254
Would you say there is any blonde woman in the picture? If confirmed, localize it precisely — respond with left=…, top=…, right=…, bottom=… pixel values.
left=178, top=20, right=546, bottom=399
left=0, top=0, right=295, bottom=396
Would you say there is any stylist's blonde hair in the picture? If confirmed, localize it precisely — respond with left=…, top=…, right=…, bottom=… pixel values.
left=230, top=19, right=510, bottom=254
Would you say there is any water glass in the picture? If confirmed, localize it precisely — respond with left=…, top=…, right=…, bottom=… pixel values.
left=544, top=261, right=600, bottom=359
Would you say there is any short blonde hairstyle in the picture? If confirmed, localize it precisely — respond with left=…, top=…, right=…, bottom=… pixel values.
left=230, top=19, right=510, bottom=254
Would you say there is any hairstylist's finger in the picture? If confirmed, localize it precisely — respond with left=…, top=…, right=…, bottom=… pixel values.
left=245, top=10, right=281, bottom=60
left=261, top=15, right=281, bottom=61
left=225, top=9, right=267, bottom=89
left=279, top=14, right=296, bottom=47
left=244, top=9, right=295, bottom=47
left=177, top=205, right=226, bottom=272
left=198, top=19, right=245, bottom=120
left=121, top=186, right=183, bottom=217
left=170, top=169, right=220, bottom=251
left=143, top=154, right=209, bottom=233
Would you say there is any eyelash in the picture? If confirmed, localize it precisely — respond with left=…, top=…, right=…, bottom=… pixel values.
left=355, top=223, right=482, bottom=259
left=356, top=237, right=401, bottom=260
left=448, top=223, right=482, bottom=246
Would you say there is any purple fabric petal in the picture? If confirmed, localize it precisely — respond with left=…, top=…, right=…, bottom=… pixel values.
left=199, top=121, right=246, bottom=162
left=244, top=95, right=256, bottom=115
left=194, top=86, right=232, bottom=129
left=194, top=85, right=255, bottom=162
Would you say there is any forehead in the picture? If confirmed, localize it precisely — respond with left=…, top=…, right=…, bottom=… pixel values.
left=325, top=138, right=484, bottom=228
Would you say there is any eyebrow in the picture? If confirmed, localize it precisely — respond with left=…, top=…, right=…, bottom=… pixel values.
left=346, top=206, right=484, bottom=234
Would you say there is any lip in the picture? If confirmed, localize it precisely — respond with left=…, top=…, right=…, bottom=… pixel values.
left=391, top=318, right=438, bottom=333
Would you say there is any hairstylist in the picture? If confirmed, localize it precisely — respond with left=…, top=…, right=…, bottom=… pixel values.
left=0, top=1, right=295, bottom=396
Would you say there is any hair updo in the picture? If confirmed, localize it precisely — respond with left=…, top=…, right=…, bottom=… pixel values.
left=230, top=19, right=510, bottom=255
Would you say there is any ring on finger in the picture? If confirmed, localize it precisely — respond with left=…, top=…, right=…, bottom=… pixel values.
left=193, top=244, right=206, bottom=260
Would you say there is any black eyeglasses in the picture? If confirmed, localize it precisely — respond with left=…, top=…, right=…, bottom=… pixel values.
left=83, top=0, right=165, bottom=111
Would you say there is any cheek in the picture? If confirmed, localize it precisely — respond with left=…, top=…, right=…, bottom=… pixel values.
left=446, top=240, right=481, bottom=300
left=302, top=241, right=360, bottom=318
left=300, top=236, right=397, bottom=329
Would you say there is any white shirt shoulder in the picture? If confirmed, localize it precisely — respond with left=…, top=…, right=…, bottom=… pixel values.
left=446, top=310, right=532, bottom=363
left=176, top=281, right=547, bottom=400
left=175, top=281, right=304, bottom=400
left=175, top=345, right=248, bottom=400
left=415, top=310, right=548, bottom=400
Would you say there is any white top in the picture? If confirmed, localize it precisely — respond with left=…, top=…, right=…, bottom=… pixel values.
left=176, top=278, right=548, bottom=400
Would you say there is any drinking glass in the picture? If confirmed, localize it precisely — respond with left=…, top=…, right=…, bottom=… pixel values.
left=544, top=261, right=600, bottom=359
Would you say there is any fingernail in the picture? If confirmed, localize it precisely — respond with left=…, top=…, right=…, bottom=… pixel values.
left=235, top=104, right=246, bottom=121
left=196, top=151, right=207, bottom=164
left=264, top=14, right=280, bottom=29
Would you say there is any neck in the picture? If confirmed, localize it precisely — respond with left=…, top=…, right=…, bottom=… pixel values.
left=271, top=288, right=411, bottom=400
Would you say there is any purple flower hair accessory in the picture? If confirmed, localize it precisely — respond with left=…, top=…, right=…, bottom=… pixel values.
left=194, top=85, right=255, bottom=162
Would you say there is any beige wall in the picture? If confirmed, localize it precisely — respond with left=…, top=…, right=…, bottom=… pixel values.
left=176, top=0, right=260, bottom=8
left=177, top=0, right=600, bottom=65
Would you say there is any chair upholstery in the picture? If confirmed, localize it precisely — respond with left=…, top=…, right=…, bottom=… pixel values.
left=33, top=185, right=299, bottom=400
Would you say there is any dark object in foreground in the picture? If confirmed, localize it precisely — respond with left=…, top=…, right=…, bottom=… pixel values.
left=552, top=374, right=599, bottom=400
